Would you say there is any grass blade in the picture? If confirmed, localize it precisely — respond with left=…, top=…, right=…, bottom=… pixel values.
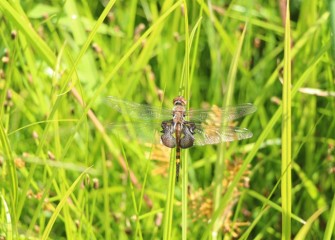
left=0, top=121, right=18, bottom=237
left=281, top=1, right=292, bottom=239
left=211, top=22, right=247, bottom=238
left=41, top=168, right=91, bottom=240
left=0, top=194, right=12, bottom=240
left=182, top=0, right=189, bottom=238
left=295, top=207, right=327, bottom=240
left=163, top=152, right=176, bottom=240
left=324, top=194, right=335, bottom=240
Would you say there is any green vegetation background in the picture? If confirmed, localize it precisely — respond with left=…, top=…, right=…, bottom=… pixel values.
left=0, top=0, right=334, bottom=239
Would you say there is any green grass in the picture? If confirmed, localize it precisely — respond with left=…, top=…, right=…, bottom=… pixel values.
left=282, top=3, right=292, bottom=239
left=0, top=0, right=334, bottom=239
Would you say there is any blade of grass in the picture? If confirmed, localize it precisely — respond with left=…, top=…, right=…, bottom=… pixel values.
left=189, top=14, right=203, bottom=88
left=181, top=1, right=190, bottom=240
left=212, top=23, right=247, bottom=238
left=100, top=146, right=111, bottom=239
left=324, top=193, right=335, bottom=240
left=282, top=1, right=292, bottom=239
left=330, top=0, right=335, bottom=59
left=294, top=207, right=327, bottom=240
left=0, top=121, right=17, bottom=237
left=41, top=167, right=91, bottom=240
left=163, top=151, right=176, bottom=240
left=0, top=194, right=12, bottom=240
left=246, top=190, right=305, bottom=224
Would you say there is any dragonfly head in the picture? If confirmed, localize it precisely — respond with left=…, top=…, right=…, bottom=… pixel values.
left=173, top=96, right=186, bottom=106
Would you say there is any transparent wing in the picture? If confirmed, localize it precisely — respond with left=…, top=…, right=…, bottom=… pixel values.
left=106, top=97, right=256, bottom=122
left=186, top=104, right=257, bottom=123
left=108, top=123, right=253, bottom=147
left=106, top=97, right=256, bottom=146
left=107, top=121, right=162, bottom=144
left=192, top=124, right=253, bottom=146
left=106, top=96, right=172, bottom=120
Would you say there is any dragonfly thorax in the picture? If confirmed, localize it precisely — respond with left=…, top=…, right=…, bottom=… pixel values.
left=161, top=120, right=196, bottom=149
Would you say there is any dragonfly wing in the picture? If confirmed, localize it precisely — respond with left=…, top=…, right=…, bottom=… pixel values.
left=187, top=103, right=257, bottom=122
left=107, top=121, right=163, bottom=145
left=106, top=96, right=172, bottom=120
left=192, top=125, right=253, bottom=146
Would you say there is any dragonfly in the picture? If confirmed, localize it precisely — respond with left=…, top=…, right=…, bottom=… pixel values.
left=107, top=96, right=256, bottom=181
